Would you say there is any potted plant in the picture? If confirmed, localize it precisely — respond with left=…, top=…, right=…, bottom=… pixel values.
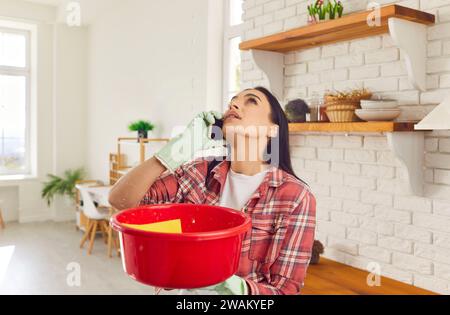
left=329, top=0, right=344, bottom=19
left=285, top=99, right=310, bottom=123
left=41, top=168, right=85, bottom=207
left=128, top=120, right=155, bottom=141
left=307, top=0, right=344, bottom=24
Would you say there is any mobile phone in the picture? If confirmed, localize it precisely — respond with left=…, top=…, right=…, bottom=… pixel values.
left=210, top=118, right=224, bottom=140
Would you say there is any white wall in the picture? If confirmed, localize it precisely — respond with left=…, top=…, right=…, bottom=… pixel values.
left=1, top=0, right=223, bottom=221
left=86, top=0, right=220, bottom=182
left=0, top=0, right=87, bottom=223
left=52, top=24, right=88, bottom=220
left=241, top=0, right=450, bottom=294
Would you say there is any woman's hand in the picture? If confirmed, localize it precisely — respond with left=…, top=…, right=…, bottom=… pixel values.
left=109, top=111, right=224, bottom=210
left=155, top=111, right=226, bottom=173
left=187, top=275, right=248, bottom=295
left=211, top=275, right=248, bottom=295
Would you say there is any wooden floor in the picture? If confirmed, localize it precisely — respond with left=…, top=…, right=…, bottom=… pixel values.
left=302, top=258, right=436, bottom=295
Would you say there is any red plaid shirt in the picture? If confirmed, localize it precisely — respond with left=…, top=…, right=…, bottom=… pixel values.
left=139, top=157, right=316, bottom=295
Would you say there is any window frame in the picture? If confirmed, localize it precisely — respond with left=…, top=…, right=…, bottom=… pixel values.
left=0, top=22, right=35, bottom=179
left=222, top=0, right=245, bottom=111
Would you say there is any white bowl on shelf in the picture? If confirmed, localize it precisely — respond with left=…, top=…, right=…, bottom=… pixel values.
left=355, top=108, right=401, bottom=121
left=360, top=99, right=398, bottom=110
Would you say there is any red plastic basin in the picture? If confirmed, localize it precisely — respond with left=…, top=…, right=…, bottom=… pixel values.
left=110, top=204, right=252, bottom=289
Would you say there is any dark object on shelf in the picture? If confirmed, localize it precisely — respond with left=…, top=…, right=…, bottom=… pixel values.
left=310, top=240, right=325, bottom=265
left=285, top=99, right=310, bottom=123
left=138, top=130, right=148, bottom=139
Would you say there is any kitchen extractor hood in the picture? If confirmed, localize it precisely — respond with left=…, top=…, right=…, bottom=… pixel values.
left=415, top=95, right=450, bottom=130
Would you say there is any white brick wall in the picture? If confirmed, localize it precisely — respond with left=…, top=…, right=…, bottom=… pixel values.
left=242, top=0, right=450, bottom=294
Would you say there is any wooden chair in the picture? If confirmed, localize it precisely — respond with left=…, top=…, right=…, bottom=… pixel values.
left=107, top=207, right=120, bottom=258
left=76, top=184, right=110, bottom=255
left=75, top=180, right=103, bottom=231
left=0, top=200, right=5, bottom=229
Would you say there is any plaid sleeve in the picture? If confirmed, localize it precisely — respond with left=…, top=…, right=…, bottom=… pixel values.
left=246, top=190, right=316, bottom=295
left=138, top=168, right=181, bottom=205
left=138, top=158, right=208, bottom=205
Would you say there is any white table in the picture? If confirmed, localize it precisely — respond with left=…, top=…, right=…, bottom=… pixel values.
left=85, top=186, right=112, bottom=208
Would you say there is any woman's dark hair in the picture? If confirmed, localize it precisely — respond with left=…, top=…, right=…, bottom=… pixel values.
left=254, top=86, right=306, bottom=184
left=207, top=86, right=308, bottom=186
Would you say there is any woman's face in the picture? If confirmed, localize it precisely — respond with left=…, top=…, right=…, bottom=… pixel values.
left=222, top=89, right=278, bottom=140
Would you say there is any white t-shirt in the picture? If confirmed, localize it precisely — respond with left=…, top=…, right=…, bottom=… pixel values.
left=219, top=166, right=270, bottom=211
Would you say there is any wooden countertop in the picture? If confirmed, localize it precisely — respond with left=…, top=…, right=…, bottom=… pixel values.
left=302, top=258, right=437, bottom=295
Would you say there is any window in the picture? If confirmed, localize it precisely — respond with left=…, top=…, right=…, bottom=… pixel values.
left=0, top=26, right=32, bottom=176
left=223, top=0, right=245, bottom=109
left=229, top=0, right=243, bottom=26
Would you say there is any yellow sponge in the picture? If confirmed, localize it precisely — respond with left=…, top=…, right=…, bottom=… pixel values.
left=124, top=219, right=182, bottom=234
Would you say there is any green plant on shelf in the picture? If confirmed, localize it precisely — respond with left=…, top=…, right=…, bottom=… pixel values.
left=307, top=0, right=344, bottom=23
left=128, top=120, right=155, bottom=140
left=128, top=120, right=155, bottom=132
left=41, top=168, right=85, bottom=207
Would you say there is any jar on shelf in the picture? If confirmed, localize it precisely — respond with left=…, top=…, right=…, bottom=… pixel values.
left=307, top=93, right=320, bottom=122
left=318, top=97, right=330, bottom=122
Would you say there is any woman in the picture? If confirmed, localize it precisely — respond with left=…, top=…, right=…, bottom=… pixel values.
left=109, top=87, right=316, bottom=295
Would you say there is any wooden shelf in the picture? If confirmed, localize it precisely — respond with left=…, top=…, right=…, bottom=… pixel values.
left=240, top=5, right=434, bottom=53
left=289, top=121, right=420, bottom=133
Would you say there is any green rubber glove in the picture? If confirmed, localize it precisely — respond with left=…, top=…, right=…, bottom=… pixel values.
left=187, top=275, right=248, bottom=295
left=212, top=275, right=249, bottom=295
left=155, top=111, right=225, bottom=173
